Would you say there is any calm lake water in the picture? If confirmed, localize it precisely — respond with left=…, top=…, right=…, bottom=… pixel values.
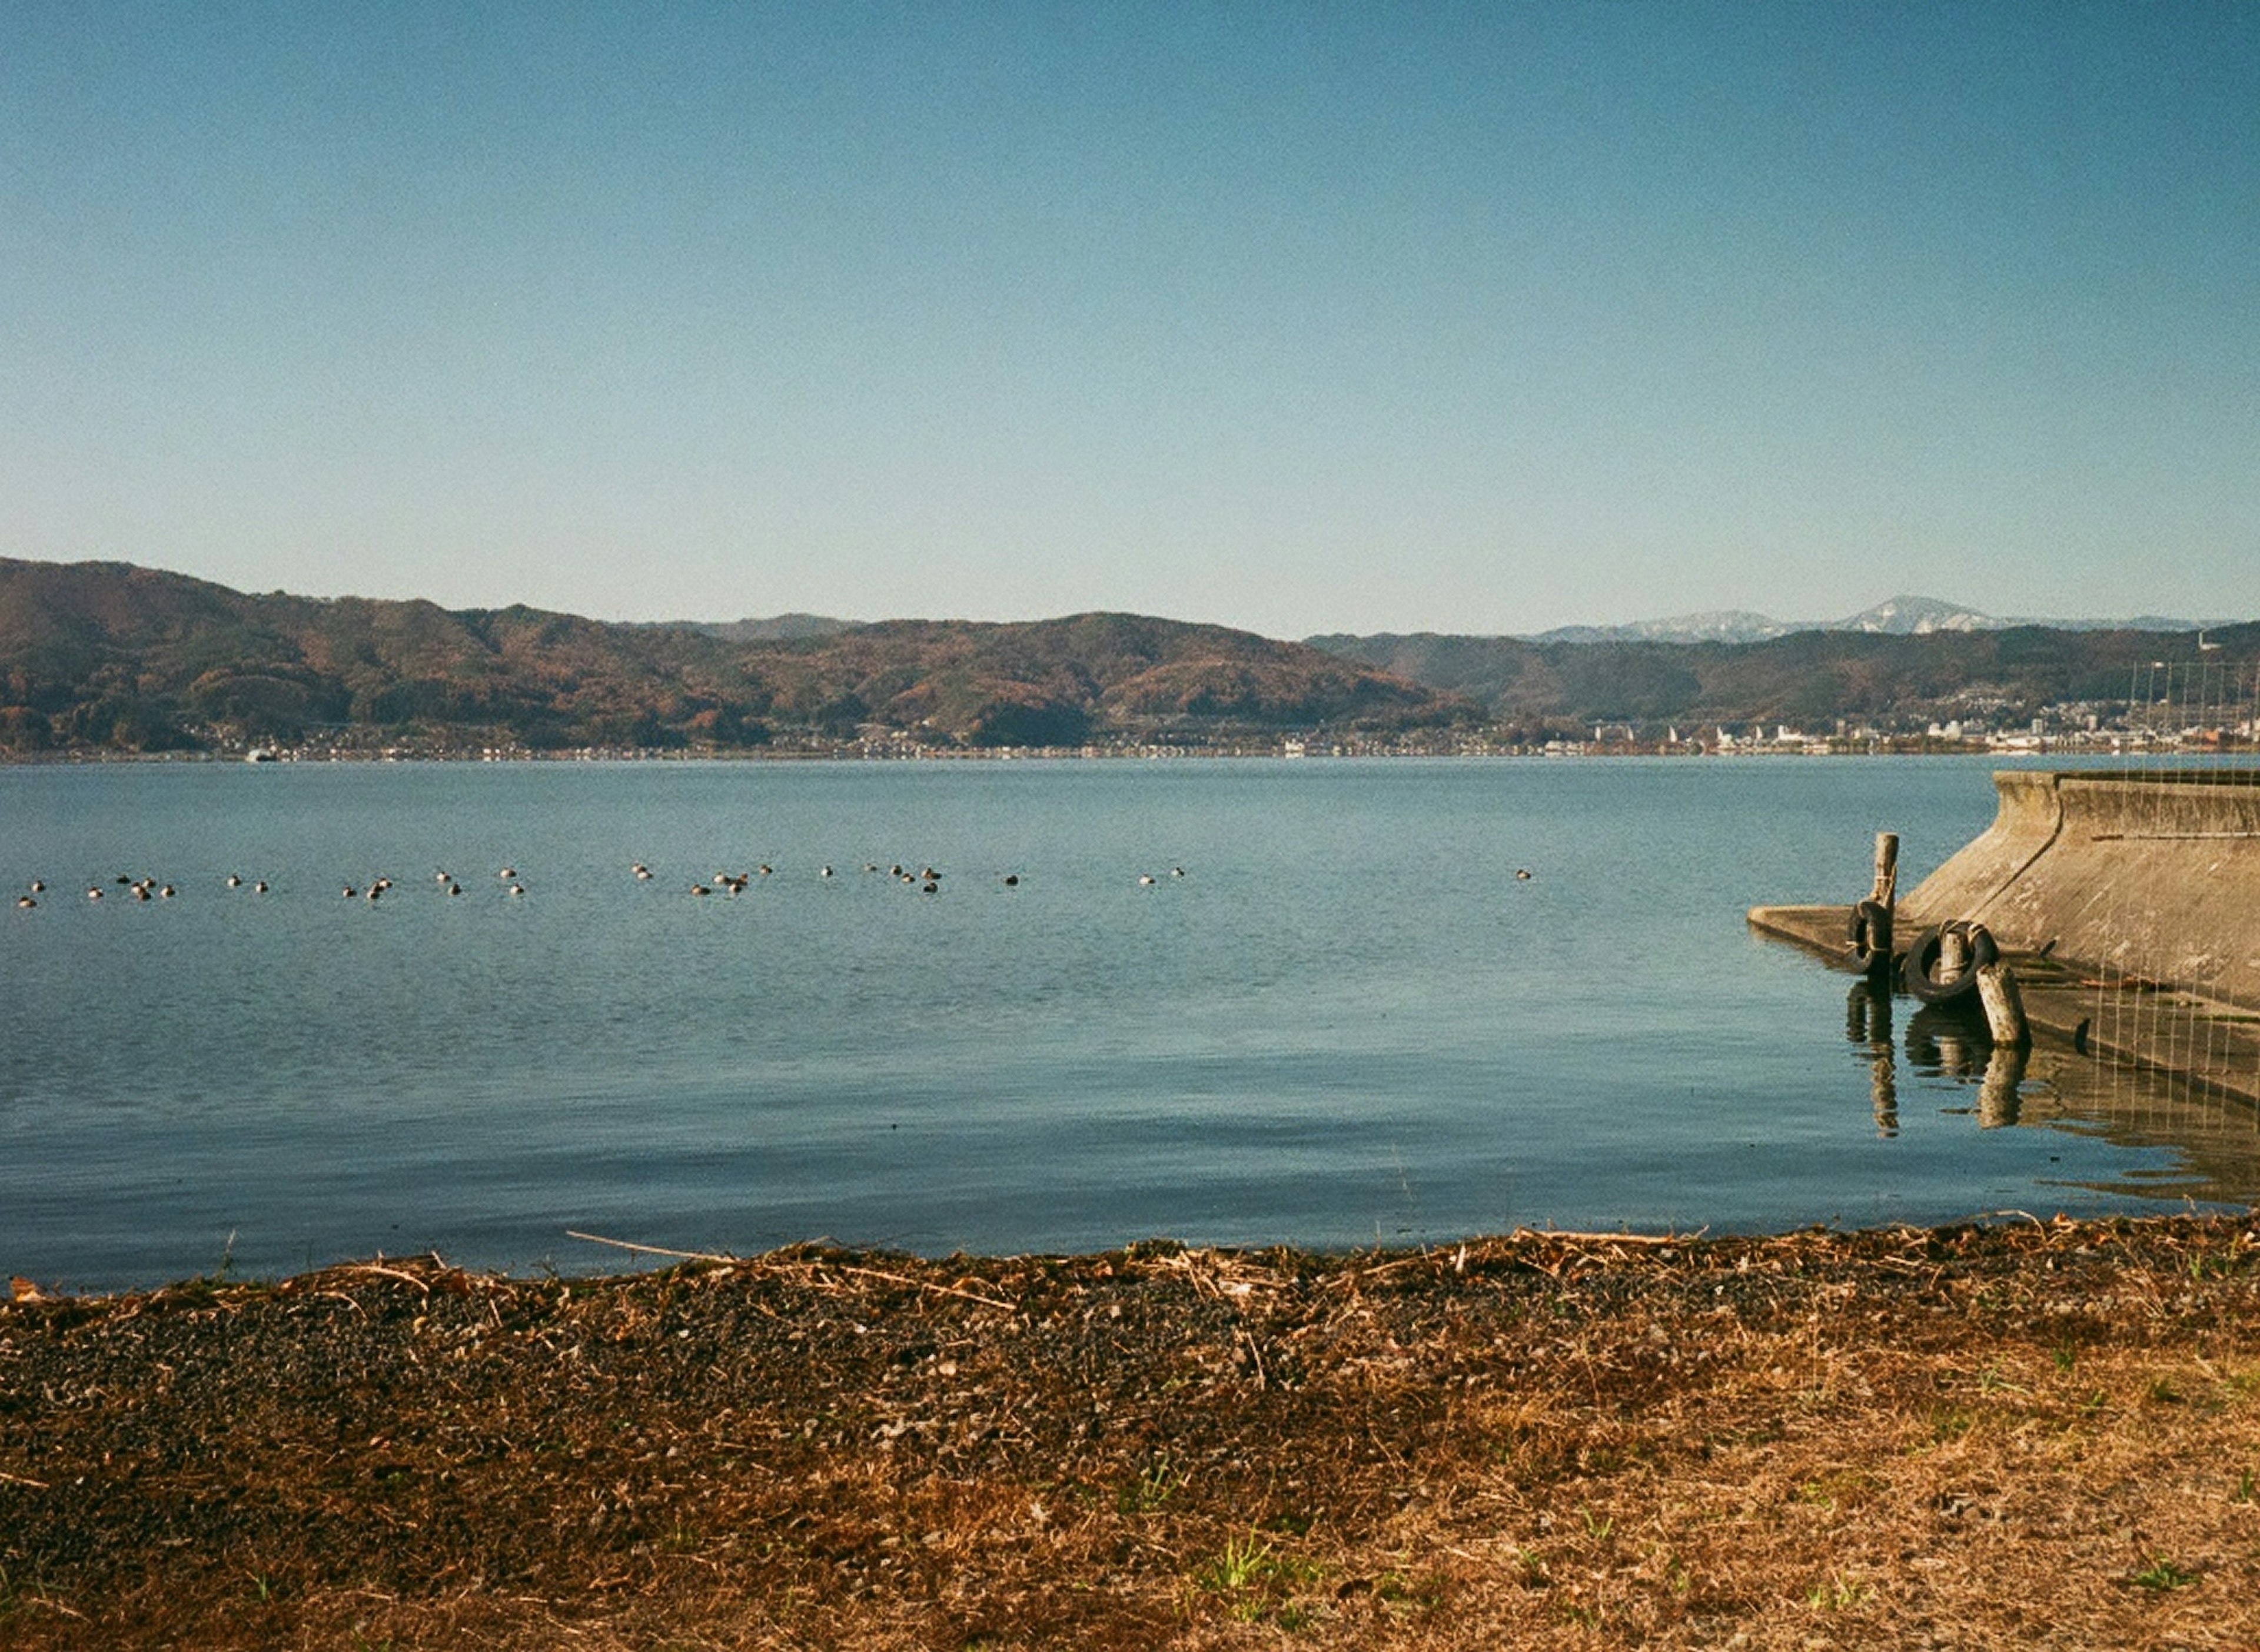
left=4, top=756, right=2256, bottom=1288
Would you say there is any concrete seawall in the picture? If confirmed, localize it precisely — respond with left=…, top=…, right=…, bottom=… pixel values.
left=1902, top=769, right=2260, bottom=1009
left=1749, top=769, right=2260, bottom=1106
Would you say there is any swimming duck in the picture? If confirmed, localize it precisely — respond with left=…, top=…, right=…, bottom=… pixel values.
left=15, top=896, right=34, bottom=909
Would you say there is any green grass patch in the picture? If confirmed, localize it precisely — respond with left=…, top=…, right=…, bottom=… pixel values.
left=1116, top=1454, right=1181, bottom=1515
left=1192, top=1531, right=1324, bottom=1623
left=1807, top=1571, right=1869, bottom=1611
left=2132, top=1557, right=2196, bottom=1591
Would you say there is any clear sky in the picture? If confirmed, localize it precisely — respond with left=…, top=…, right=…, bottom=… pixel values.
left=2, top=3, right=2254, bottom=637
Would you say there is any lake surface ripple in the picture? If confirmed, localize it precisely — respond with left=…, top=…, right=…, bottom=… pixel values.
left=5, top=757, right=2255, bottom=1287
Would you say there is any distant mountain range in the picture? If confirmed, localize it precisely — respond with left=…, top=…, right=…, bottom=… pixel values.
left=614, top=593, right=2226, bottom=655
left=644, top=613, right=862, bottom=643
left=1518, top=594, right=2228, bottom=647
left=2, top=558, right=2252, bottom=756
left=1307, top=616, right=2259, bottom=739
left=0, top=559, right=1461, bottom=754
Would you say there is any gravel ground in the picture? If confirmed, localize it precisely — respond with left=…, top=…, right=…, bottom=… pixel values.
left=4, top=1215, right=2258, bottom=1649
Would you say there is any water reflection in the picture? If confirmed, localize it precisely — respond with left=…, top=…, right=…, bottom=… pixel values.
left=1845, top=980, right=1896, bottom=1137
left=1844, top=976, right=2260, bottom=1202
left=1977, top=1044, right=2026, bottom=1130
left=1903, top=1001, right=1989, bottom=1082
left=1903, top=1000, right=2026, bottom=1128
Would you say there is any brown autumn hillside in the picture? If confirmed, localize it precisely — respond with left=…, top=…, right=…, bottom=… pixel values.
left=1308, top=623, right=2260, bottom=737
left=0, top=559, right=1464, bottom=753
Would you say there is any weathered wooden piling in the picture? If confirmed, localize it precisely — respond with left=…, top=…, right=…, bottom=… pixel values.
left=1939, top=923, right=1968, bottom=981
left=1855, top=831, right=1899, bottom=980
left=1974, top=943, right=2030, bottom=1049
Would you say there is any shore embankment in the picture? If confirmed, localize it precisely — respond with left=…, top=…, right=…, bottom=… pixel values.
left=4, top=1216, right=2258, bottom=1649
left=1752, top=769, right=2260, bottom=1109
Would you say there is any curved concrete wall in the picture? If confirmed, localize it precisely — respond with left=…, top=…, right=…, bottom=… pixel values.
left=1903, top=770, right=2260, bottom=1008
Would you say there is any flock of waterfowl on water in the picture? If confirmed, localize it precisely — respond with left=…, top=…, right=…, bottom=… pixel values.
left=12, top=862, right=1198, bottom=909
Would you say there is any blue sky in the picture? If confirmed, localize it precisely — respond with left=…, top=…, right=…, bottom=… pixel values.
left=2, top=3, right=2254, bottom=636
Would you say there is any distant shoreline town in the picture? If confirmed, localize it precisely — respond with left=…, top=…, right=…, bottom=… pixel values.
left=7, top=713, right=2241, bottom=767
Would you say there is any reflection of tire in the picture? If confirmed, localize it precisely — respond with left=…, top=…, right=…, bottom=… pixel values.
left=1847, top=899, right=1893, bottom=973
left=1905, top=1000, right=1990, bottom=1077
left=1905, top=920, right=1998, bottom=1005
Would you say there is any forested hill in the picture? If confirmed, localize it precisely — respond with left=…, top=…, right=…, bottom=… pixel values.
left=1305, top=624, right=2260, bottom=737
left=6, top=556, right=2250, bottom=757
left=0, top=559, right=1463, bottom=754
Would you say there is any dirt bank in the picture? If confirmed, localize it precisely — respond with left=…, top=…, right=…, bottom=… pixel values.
left=4, top=1216, right=2258, bottom=1649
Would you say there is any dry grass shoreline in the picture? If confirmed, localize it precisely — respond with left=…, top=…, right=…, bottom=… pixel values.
left=4, top=1215, right=2258, bottom=1649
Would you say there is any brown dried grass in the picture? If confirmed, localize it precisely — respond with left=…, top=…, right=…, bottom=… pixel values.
left=3, top=1214, right=2258, bottom=1649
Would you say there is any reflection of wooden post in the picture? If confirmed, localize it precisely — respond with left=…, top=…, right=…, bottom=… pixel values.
left=1932, top=1025, right=1982, bottom=1079
left=1848, top=978, right=1897, bottom=1136
left=1977, top=1041, right=2026, bottom=1126
left=1872, top=1051, right=1898, bottom=1136
left=1976, top=957, right=2030, bottom=1048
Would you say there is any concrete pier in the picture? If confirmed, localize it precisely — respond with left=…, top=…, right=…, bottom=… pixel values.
left=1750, top=769, right=2260, bottom=1106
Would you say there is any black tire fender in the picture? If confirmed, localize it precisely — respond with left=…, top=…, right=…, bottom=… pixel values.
left=1905, top=920, right=1998, bottom=1005
left=1847, top=898, right=1893, bottom=972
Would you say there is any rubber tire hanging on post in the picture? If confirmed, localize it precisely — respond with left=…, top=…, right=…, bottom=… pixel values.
left=1847, top=898, right=1894, bottom=975
left=1903, top=919, right=1999, bottom=1005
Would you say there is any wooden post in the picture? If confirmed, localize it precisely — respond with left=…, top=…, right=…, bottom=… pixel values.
left=1855, top=831, right=1900, bottom=981
left=1975, top=956, right=2030, bottom=1048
